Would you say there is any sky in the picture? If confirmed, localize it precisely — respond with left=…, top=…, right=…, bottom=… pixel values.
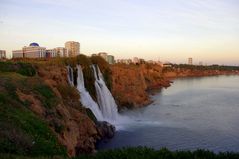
left=0, top=0, right=239, bottom=65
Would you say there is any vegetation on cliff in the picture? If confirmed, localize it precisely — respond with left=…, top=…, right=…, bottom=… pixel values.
left=173, top=64, right=239, bottom=71
left=0, top=55, right=116, bottom=157
left=0, top=59, right=106, bottom=157
left=0, top=62, right=67, bottom=156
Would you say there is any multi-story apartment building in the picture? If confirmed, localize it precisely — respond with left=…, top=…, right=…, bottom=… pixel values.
left=65, top=41, right=80, bottom=57
left=107, top=55, right=115, bottom=64
left=188, top=57, right=193, bottom=65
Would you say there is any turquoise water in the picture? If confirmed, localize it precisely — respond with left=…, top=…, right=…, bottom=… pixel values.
left=98, top=75, right=239, bottom=152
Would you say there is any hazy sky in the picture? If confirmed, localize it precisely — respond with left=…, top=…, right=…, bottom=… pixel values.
left=0, top=0, right=239, bottom=64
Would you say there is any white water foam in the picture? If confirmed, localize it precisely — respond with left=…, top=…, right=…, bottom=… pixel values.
left=67, top=65, right=159, bottom=130
left=76, top=65, right=104, bottom=121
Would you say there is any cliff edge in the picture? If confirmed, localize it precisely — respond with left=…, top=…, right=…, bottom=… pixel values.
left=111, top=64, right=170, bottom=109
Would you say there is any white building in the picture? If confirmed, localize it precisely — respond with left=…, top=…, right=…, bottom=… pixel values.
left=107, top=55, right=115, bottom=64
left=47, top=47, right=68, bottom=58
left=12, top=43, right=46, bottom=58
left=46, top=49, right=57, bottom=58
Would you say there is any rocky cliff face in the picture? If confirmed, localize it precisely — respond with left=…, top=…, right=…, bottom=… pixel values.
left=36, top=64, right=100, bottom=156
left=0, top=61, right=113, bottom=157
left=111, top=64, right=239, bottom=109
left=111, top=64, right=170, bottom=109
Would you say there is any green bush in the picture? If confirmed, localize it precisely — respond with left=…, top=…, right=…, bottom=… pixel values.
left=76, top=147, right=239, bottom=159
left=0, top=62, right=36, bottom=76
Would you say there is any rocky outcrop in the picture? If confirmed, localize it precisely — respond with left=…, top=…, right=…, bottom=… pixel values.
left=111, top=64, right=170, bottom=109
left=97, top=121, right=116, bottom=139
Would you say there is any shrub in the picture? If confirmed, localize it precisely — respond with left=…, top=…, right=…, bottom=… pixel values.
left=0, top=62, right=36, bottom=76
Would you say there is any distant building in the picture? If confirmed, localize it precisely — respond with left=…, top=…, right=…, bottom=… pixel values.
left=148, top=60, right=161, bottom=64
left=46, top=49, right=57, bottom=58
left=12, top=43, right=46, bottom=58
left=98, top=52, right=115, bottom=64
left=116, top=59, right=132, bottom=64
left=98, top=52, right=108, bottom=61
left=163, top=62, right=173, bottom=68
left=107, top=55, right=115, bottom=64
left=199, top=61, right=203, bottom=66
left=133, top=57, right=139, bottom=64
left=0, top=50, right=6, bottom=59
left=188, top=57, right=193, bottom=65
left=139, top=58, right=146, bottom=64
left=12, top=50, right=24, bottom=58
left=46, top=47, right=68, bottom=58
left=55, top=47, right=68, bottom=57
left=65, top=41, right=80, bottom=57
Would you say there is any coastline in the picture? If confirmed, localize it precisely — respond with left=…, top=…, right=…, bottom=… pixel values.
left=111, top=64, right=239, bottom=109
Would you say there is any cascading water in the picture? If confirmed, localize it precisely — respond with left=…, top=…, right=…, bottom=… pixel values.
left=92, top=65, right=119, bottom=122
left=67, top=66, right=74, bottom=86
left=76, top=65, right=104, bottom=121
left=67, top=65, right=128, bottom=128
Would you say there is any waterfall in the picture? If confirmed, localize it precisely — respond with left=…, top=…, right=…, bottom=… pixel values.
left=76, top=65, right=104, bottom=121
left=67, top=65, right=123, bottom=125
left=92, top=65, right=119, bottom=122
left=67, top=66, right=74, bottom=86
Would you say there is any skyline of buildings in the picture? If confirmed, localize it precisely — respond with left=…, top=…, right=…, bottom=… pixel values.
left=0, top=40, right=216, bottom=66
left=11, top=41, right=80, bottom=59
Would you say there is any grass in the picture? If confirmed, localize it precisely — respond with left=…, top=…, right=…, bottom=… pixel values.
left=34, top=85, right=57, bottom=108
left=0, top=72, right=67, bottom=157
left=0, top=61, right=36, bottom=76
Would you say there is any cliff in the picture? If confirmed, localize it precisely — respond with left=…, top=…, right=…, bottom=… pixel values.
left=111, top=64, right=170, bottom=109
left=111, top=64, right=239, bottom=109
left=0, top=60, right=110, bottom=157
left=163, top=67, right=239, bottom=79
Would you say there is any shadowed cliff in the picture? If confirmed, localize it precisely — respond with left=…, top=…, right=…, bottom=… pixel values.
left=0, top=56, right=113, bottom=157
